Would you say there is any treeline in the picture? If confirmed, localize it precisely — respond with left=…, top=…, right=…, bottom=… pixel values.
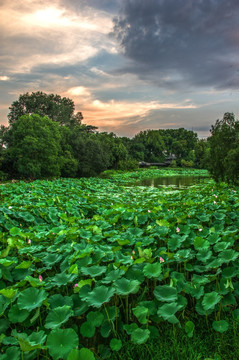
left=0, top=92, right=238, bottom=184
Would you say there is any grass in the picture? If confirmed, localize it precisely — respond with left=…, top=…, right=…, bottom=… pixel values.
left=110, top=316, right=239, bottom=360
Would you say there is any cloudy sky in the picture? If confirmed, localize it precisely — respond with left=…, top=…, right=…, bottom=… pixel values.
left=1, top=0, right=239, bottom=138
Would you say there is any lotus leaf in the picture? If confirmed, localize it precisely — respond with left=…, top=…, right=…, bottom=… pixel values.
left=81, top=265, right=107, bottom=277
left=51, top=272, right=77, bottom=286
left=110, top=338, right=122, bottom=351
left=131, top=328, right=150, bottom=345
left=18, top=288, right=47, bottom=311
left=77, top=348, right=96, bottom=360
left=45, top=305, right=73, bottom=329
left=48, top=294, right=73, bottom=309
left=85, top=285, right=115, bottom=308
left=0, top=346, right=20, bottom=360
left=154, top=285, right=178, bottom=302
left=143, top=262, right=162, bottom=278
left=80, top=321, right=95, bottom=338
left=185, top=321, right=195, bottom=338
left=132, top=306, right=149, bottom=324
left=102, top=269, right=125, bottom=283
left=115, top=278, right=140, bottom=296
left=8, top=304, right=29, bottom=323
left=202, top=291, right=221, bottom=311
left=86, top=311, right=104, bottom=327
left=47, top=328, right=79, bottom=360
left=157, top=302, right=181, bottom=324
left=219, top=249, right=238, bottom=263
left=123, top=323, right=138, bottom=335
left=100, top=319, right=112, bottom=338
left=212, top=320, right=229, bottom=333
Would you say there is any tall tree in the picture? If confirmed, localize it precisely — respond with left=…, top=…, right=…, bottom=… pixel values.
left=8, top=91, right=77, bottom=126
left=4, top=114, right=61, bottom=179
left=209, top=112, right=239, bottom=183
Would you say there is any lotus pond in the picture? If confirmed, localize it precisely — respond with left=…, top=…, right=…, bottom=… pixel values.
left=0, top=168, right=239, bottom=360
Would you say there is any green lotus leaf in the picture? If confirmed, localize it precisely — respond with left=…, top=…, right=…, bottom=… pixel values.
left=212, top=320, right=229, bottom=333
left=13, top=330, right=46, bottom=351
left=195, top=300, right=214, bottom=316
left=45, top=305, right=73, bottom=329
left=219, top=249, right=238, bottom=263
left=123, top=323, right=138, bottom=335
left=18, top=287, right=47, bottom=311
left=143, top=262, right=162, bottom=279
left=15, top=261, right=32, bottom=269
left=213, top=212, right=225, bottom=221
left=47, top=328, right=79, bottom=360
left=85, top=286, right=115, bottom=308
left=213, top=242, right=231, bottom=252
left=193, top=237, right=210, bottom=250
left=222, top=267, right=239, bottom=279
left=232, top=309, right=239, bottom=321
left=206, top=257, right=223, bottom=270
left=115, top=278, right=140, bottom=296
left=157, top=302, right=181, bottom=324
left=185, top=321, right=195, bottom=338
left=110, top=338, right=122, bottom=351
left=102, top=269, right=125, bottom=284
left=154, top=285, right=178, bottom=302
left=86, top=311, right=104, bottom=327
left=100, top=319, right=112, bottom=338
left=132, top=306, right=149, bottom=324
left=125, top=266, right=145, bottom=283
left=80, top=321, right=95, bottom=338
left=52, top=272, right=77, bottom=286
left=0, top=346, right=20, bottom=360
left=67, top=349, right=81, bottom=360
left=8, top=304, right=30, bottom=323
left=48, top=294, right=73, bottom=309
left=168, top=235, right=184, bottom=251
left=71, top=294, right=89, bottom=316
left=0, top=288, right=18, bottom=299
left=43, top=253, right=63, bottom=267
left=138, top=300, right=157, bottom=316
left=202, top=291, right=221, bottom=311
left=192, top=274, right=210, bottom=286
left=81, top=265, right=107, bottom=277
left=131, top=328, right=150, bottom=345
left=196, top=249, right=212, bottom=262
left=77, top=348, right=95, bottom=360
left=2, top=336, right=18, bottom=346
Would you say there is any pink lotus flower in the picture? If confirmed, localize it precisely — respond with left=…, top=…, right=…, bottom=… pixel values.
left=28, top=239, right=31, bottom=244
left=73, top=283, right=78, bottom=288
left=132, top=250, right=135, bottom=255
left=176, top=226, right=180, bottom=233
left=160, top=257, right=165, bottom=263
left=131, top=256, right=133, bottom=260
left=39, top=275, right=43, bottom=282
left=148, top=210, right=151, bottom=213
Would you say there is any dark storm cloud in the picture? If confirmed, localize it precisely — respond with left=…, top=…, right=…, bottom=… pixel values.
left=112, top=0, right=239, bottom=90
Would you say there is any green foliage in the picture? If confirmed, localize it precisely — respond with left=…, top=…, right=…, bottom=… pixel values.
left=0, top=169, right=238, bottom=359
left=8, top=91, right=76, bottom=126
left=4, top=114, right=61, bottom=179
left=209, top=112, right=239, bottom=184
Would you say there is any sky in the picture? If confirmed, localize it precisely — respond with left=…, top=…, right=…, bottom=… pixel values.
left=1, top=0, right=239, bottom=139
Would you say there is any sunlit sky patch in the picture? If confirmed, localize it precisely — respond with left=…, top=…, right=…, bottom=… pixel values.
left=1, top=0, right=239, bottom=138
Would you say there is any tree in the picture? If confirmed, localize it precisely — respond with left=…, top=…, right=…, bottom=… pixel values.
left=209, top=112, right=239, bottom=183
left=4, top=114, right=62, bottom=179
left=8, top=91, right=77, bottom=126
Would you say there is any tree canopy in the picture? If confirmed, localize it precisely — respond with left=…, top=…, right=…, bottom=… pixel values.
left=208, top=112, right=239, bottom=184
left=7, top=91, right=81, bottom=126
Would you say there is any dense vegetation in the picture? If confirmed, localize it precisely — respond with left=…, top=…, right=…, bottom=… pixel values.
left=0, top=91, right=209, bottom=181
left=1, top=91, right=238, bottom=183
left=0, top=169, right=238, bottom=360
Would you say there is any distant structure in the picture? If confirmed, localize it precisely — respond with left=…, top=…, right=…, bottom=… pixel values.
left=139, top=155, right=176, bottom=168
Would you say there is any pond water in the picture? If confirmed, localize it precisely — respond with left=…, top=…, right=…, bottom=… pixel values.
left=137, top=175, right=209, bottom=189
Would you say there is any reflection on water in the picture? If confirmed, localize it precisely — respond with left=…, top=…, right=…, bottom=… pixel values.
left=138, top=176, right=209, bottom=188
